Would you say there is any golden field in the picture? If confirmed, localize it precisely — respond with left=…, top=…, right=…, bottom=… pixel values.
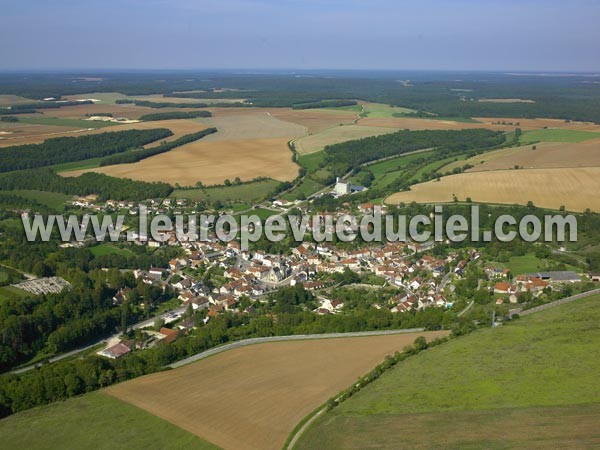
left=385, top=167, right=600, bottom=212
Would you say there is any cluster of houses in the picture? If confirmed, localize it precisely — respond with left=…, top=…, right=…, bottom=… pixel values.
left=491, top=270, right=581, bottom=304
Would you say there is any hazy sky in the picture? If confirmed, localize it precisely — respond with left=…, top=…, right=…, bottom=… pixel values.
left=1, top=0, right=599, bottom=71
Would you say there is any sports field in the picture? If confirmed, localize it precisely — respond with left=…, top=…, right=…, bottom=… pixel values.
left=296, top=295, right=600, bottom=449
left=106, top=331, right=447, bottom=450
left=385, top=166, right=600, bottom=212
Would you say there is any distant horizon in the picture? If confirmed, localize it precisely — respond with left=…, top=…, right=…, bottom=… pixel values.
left=2, top=0, right=599, bottom=72
left=1, top=68, right=600, bottom=75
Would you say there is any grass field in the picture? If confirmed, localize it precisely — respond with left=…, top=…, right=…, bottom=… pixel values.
left=106, top=331, right=447, bottom=450
left=493, top=252, right=579, bottom=275
left=51, top=156, right=108, bottom=173
left=281, top=177, right=325, bottom=201
left=296, top=150, right=327, bottom=171
left=0, top=285, right=29, bottom=302
left=518, top=128, right=600, bottom=144
left=0, top=190, right=72, bottom=210
left=360, top=102, right=416, bottom=118
left=172, top=179, right=281, bottom=203
left=367, top=151, right=435, bottom=178
left=0, top=392, right=218, bottom=450
left=89, top=244, right=134, bottom=257
left=295, top=124, right=399, bottom=155
left=407, top=155, right=465, bottom=183
left=385, top=166, right=600, bottom=212
left=501, top=253, right=546, bottom=274
left=297, top=295, right=600, bottom=449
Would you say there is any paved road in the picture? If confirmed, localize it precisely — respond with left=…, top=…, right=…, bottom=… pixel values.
left=169, top=328, right=426, bottom=369
left=9, top=305, right=187, bottom=375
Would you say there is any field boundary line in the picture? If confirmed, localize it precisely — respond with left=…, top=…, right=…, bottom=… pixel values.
left=168, top=328, right=425, bottom=369
left=518, top=288, right=600, bottom=317
left=286, top=407, right=326, bottom=450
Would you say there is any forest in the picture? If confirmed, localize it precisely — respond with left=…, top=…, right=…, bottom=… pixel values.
left=139, top=110, right=212, bottom=121
left=324, top=129, right=506, bottom=169
left=291, top=100, right=357, bottom=109
left=0, top=169, right=173, bottom=201
left=0, top=283, right=450, bottom=417
left=116, top=99, right=210, bottom=109
left=0, top=128, right=173, bottom=172
left=99, top=127, right=217, bottom=165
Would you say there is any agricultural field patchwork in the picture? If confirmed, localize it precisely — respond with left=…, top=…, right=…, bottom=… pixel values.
left=458, top=140, right=600, bottom=173
left=0, top=392, right=217, bottom=450
left=295, top=125, right=399, bottom=155
left=106, top=331, right=447, bottom=450
left=385, top=166, right=600, bottom=212
left=71, top=137, right=299, bottom=186
left=268, top=108, right=357, bottom=134
left=297, top=295, right=600, bottom=450
left=171, top=179, right=282, bottom=203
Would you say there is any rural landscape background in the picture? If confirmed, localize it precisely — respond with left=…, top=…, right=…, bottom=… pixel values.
left=1, top=0, right=600, bottom=449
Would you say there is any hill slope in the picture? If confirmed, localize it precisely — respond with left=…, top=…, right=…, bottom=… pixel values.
left=0, top=392, right=218, bottom=450
left=296, top=295, right=600, bottom=449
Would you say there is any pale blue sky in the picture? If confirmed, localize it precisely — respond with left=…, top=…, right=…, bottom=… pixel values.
left=1, top=0, right=599, bottom=71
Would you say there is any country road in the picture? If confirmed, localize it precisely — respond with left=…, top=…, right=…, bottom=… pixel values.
left=169, top=327, right=426, bottom=369
left=9, top=306, right=187, bottom=375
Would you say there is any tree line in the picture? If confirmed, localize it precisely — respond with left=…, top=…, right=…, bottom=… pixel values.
left=0, top=285, right=452, bottom=417
left=324, top=128, right=506, bottom=170
left=116, top=99, right=209, bottom=109
left=139, top=110, right=212, bottom=121
left=99, top=127, right=217, bottom=166
left=0, top=128, right=173, bottom=172
left=292, top=100, right=357, bottom=110
left=0, top=168, right=173, bottom=201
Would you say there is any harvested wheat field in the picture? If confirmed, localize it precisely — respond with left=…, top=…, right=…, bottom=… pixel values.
left=296, top=125, right=399, bottom=154
left=441, top=139, right=600, bottom=173
left=0, top=122, right=82, bottom=147
left=38, top=103, right=200, bottom=120
left=474, top=117, right=600, bottom=132
left=106, top=331, right=447, bottom=450
left=201, top=109, right=306, bottom=141
left=357, top=117, right=507, bottom=131
left=268, top=108, right=357, bottom=134
left=2, top=119, right=207, bottom=148
left=385, top=167, right=600, bottom=212
left=65, top=137, right=299, bottom=186
left=358, top=116, right=600, bottom=133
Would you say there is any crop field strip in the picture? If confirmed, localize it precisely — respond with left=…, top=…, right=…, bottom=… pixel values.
left=297, top=295, right=600, bottom=450
left=70, top=137, right=300, bottom=186
left=385, top=166, right=600, bottom=212
left=106, top=331, right=447, bottom=450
